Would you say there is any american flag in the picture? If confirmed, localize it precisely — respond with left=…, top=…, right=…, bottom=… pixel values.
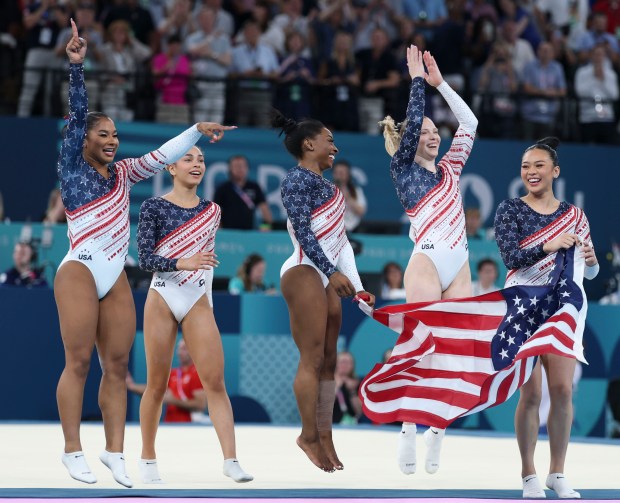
left=358, top=247, right=587, bottom=428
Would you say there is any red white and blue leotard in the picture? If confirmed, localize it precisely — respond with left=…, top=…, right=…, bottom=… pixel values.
left=391, top=77, right=477, bottom=291
left=280, top=166, right=363, bottom=291
left=57, top=63, right=204, bottom=299
left=494, top=198, right=598, bottom=361
left=138, top=197, right=220, bottom=322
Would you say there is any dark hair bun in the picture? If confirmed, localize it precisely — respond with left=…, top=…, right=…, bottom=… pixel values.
left=271, top=108, right=297, bottom=136
left=535, top=136, right=560, bottom=151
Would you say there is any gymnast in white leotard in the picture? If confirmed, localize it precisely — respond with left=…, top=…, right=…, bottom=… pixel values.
left=55, top=22, right=236, bottom=488
left=379, top=46, right=478, bottom=477
left=135, top=146, right=252, bottom=485
left=272, top=109, right=375, bottom=473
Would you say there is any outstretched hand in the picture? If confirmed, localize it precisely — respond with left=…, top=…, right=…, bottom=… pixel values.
left=406, top=45, right=427, bottom=81
left=65, top=18, right=87, bottom=64
left=422, top=51, right=443, bottom=87
left=197, top=122, right=238, bottom=143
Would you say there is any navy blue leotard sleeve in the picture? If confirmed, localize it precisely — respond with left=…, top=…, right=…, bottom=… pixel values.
left=137, top=199, right=179, bottom=272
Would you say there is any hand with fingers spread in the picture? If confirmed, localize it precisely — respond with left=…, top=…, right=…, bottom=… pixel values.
left=543, top=233, right=581, bottom=254
left=580, top=240, right=598, bottom=267
left=65, top=18, right=87, bottom=64
left=328, top=271, right=357, bottom=298
left=422, top=51, right=443, bottom=87
left=176, top=252, right=219, bottom=271
left=197, top=122, right=238, bottom=143
left=406, top=44, right=427, bottom=81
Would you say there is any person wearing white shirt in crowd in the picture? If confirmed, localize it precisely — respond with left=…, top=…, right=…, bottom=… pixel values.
left=186, top=7, right=232, bottom=124
left=574, top=45, right=619, bottom=144
left=230, top=19, right=280, bottom=127
left=471, top=258, right=499, bottom=296
left=193, top=0, right=234, bottom=37
left=498, top=19, right=535, bottom=77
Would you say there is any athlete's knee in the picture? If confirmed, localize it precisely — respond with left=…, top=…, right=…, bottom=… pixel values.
left=548, top=381, right=573, bottom=406
left=201, top=374, right=226, bottom=394
left=145, top=381, right=168, bottom=402
left=100, top=356, right=129, bottom=379
left=65, top=354, right=92, bottom=380
left=299, top=352, right=324, bottom=375
left=519, top=386, right=542, bottom=410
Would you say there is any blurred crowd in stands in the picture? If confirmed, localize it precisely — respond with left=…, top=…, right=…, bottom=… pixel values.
left=1, top=0, right=620, bottom=142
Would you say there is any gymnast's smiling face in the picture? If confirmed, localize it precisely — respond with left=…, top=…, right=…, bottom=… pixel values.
left=306, top=128, right=339, bottom=172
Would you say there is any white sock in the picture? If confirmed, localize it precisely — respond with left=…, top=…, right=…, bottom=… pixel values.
left=523, top=474, right=546, bottom=498
left=139, top=459, right=165, bottom=484
left=61, top=451, right=97, bottom=484
left=397, top=423, right=417, bottom=475
left=223, top=458, right=253, bottom=483
left=546, top=473, right=581, bottom=499
left=99, top=450, right=133, bottom=488
left=423, top=427, right=445, bottom=474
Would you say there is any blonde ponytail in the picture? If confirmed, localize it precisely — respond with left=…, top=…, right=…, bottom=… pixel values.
left=378, top=116, right=407, bottom=157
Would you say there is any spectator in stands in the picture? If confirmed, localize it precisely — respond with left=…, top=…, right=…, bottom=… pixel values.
left=593, top=0, right=620, bottom=36
left=0, top=241, right=48, bottom=288
left=152, top=34, right=191, bottom=123
left=467, top=13, right=497, bottom=71
left=55, top=3, right=104, bottom=114
left=311, top=0, right=356, bottom=63
left=228, top=253, right=277, bottom=294
left=497, top=0, right=542, bottom=51
left=230, top=19, right=279, bottom=127
left=333, top=351, right=362, bottom=424
left=355, top=27, right=400, bottom=134
left=465, top=207, right=484, bottom=239
left=471, top=257, right=499, bottom=296
left=476, top=41, right=518, bottom=138
left=520, top=41, right=567, bottom=140
left=101, top=0, right=156, bottom=51
left=43, top=187, right=67, bottom=224
left=317, top=30, right=360, bottom=132
left=274, top=31, right=315, bottom=121
left=17, top=0, right=69, bottom=117
left=498, top=18, right=535, bottom=77
left=467, top=0, right=498, bottom=23
left=331, top=159, right=366, bottom=232
left=126, top=339, right=210, bottom=424
left=268, top=0, right=310, bottom=56
left=193, top=0, right=235, bottom=37
left=100, top=19, right=152, bottom=122
left=186, top=6, right=232, bottom=124
left=573, top=11, right=620, bottom=66
left=401, top=0, right=447, bottom=42
left=213, top=155, right=273, bottom=230
left=574, top=44, right=619, bottom=144
left=157, top=0, right=197, bottom=50
left=534, top=0, right=589, bottom=44
left=380, top=261, right=405, bottom=299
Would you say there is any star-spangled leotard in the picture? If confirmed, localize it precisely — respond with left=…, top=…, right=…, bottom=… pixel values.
left=280, top=166, right=363, bottom=291
left=390, top=77, right=478, bottom=291
left=494, top=198, right=597, bottom=286
left=138, top=197, right=220, bottom=322
left=57, top=63, right=204, bottom=299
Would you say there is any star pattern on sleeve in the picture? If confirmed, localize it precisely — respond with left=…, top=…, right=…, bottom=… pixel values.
left=281, top=167, right=338, bottom=278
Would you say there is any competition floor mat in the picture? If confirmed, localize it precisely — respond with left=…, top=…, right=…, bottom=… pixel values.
left=0, top=423, right=618, bottom=500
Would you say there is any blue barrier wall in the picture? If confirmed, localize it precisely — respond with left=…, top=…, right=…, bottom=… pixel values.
left=1, top=288, right=618, bottom=437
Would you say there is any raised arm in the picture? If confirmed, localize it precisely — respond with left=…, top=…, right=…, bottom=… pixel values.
left=281, top=171, right=337, bottom=278
left=494, top=200, right=546, bottom=270
left=126, top=122, right=237, bottom=186
left=58, top=19, right=88, bottom=179
left=424, top=51, right=478, bottom=175
left=137, top=200, right=179, bottom=272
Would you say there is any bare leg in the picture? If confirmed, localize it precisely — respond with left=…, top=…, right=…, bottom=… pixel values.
left=318, top=284, right=343, bottom=470
left=54, top=261, right=99, bottom=453
left=544, top=354, right=576, bottom=474
left=182, top=296, right=237, bottom=459
left=515, top=360, right=543, bottom=478
left=140, top=290, right=178, bottom=460
left=96, top=271, right=136, bottom=453
left=281, top=265, right=334, bottom=472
